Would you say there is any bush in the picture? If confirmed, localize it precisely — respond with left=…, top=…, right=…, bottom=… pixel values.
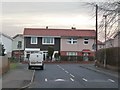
left=54, top=53, right=60, bottom=60
left=60, top=56, right=83, bottom=61
left=0, top=44, right=5, bottom=56
left=88, top=56, right=94, bottom=61
left=8, top=57, right=18, bottom=63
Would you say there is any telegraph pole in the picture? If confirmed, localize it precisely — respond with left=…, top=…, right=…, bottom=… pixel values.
left=96, top=4, right=98, bottom=52
left=103, top=15, right=107, bottom=68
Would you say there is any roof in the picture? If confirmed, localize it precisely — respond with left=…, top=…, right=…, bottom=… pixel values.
left=24, top=28, right=96, bottom=37
left=13, top=34, right=23, bottom=39
left=0, top=32, right=13, bottom=40
left=82, top=49, right=91, bottom=52
left=97, top=40, right=104, bottom=45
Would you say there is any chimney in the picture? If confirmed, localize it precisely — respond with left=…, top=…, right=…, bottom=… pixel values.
left=46, top=26, right=48, bottom=29
left=71, top=27, right=76, bottom=30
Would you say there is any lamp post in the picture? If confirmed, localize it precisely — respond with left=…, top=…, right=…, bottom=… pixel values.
left=103, top=15, right=107, bottom=68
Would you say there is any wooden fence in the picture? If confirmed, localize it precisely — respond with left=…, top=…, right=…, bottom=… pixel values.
left=0, top=56, right=10, bottom=75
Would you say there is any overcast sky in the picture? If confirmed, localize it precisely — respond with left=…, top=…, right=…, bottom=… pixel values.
left=1, top=2, right=98, bottom=37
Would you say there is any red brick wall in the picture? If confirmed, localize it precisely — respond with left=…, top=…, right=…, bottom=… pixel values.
left=60, top=51, right=95, bottom=57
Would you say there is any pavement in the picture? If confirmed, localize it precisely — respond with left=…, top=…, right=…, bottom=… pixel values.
left=2, top=63, right=34, bottom=89
left=79, top=64, right=118, bottom=78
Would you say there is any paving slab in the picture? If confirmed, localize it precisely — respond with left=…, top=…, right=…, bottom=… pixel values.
left=2, top=63, right=34, bottom=89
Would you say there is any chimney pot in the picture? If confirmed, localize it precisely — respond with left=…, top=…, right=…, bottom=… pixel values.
left=46, top=26, right=48, bottom=29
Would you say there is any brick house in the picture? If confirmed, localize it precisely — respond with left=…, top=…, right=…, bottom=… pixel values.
left=23, top=28, right=96, bottom=61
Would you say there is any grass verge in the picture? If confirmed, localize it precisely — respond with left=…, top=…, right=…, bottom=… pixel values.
left=10, top=63, right=18, bottom=69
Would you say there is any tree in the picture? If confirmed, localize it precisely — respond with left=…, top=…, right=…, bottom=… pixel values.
left=47, top=46, right=54, bottom=60
left=0, top=44, right=5, bottom=56
left=85, top=1, right=120, bottom=41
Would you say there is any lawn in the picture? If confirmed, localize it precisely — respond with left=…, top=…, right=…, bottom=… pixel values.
left=10, top=63, right=18, bottom=69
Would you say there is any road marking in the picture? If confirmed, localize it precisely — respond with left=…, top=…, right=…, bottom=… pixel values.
left=82, top=78, right=88, bottom=82
left=70, top=74, right=75, bottom=78
left=45, top=78, right=48, bottom=82
left=62, top=68, right=65, bottom=70
left=54, top=79, right=65, bottom=82
left=70, top=78, right=74, bottom=81
left=65, top=71, right=69, bottom=73
left=108, top=79, right=115, bottom=82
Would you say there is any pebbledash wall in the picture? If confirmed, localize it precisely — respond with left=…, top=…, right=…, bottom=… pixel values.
left=60, top=37, right=95, bottom=56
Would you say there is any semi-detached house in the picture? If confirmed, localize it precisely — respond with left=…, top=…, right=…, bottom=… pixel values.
left=24, top=28, right=96, bottom=61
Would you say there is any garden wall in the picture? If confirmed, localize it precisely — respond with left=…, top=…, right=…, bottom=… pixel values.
left=0, top=56, right=9, bottom=75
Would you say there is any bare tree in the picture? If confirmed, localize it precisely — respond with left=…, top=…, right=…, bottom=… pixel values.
left=85, top=1, right=120, bottom=41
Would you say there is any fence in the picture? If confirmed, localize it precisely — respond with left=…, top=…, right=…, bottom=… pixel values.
left=96, top=47, right=120, bottom=70
left=0, top=56, right=10, bottom=75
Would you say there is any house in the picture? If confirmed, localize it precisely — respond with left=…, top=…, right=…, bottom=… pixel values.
left=113, top=31, right=120, bottom=47
left=97, top=40, right=104, bottom=50
left=0, top=32, right=13, bottom=57
left=23, top=27, right=96, bottom=61
left=105, top=38, right=114, bottom=48
left=12, top=34, right=24, bottom=61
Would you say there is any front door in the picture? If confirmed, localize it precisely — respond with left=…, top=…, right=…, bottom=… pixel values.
left=83, top=52, right=89, bottom=61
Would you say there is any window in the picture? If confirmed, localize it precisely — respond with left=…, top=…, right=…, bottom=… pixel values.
left=17, top=41, right=22, bottom=49
left=67, top=38, right=77, bottom=44
left=84, top=38, right=89, bottom=45
left=42, top=37, right=54, bottom=44
left=67, top=52, right=77, bottom=56
left=31, top=37, right=38, bottom=44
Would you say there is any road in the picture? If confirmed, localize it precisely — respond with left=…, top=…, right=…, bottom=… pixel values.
left=29, top=64, right=118, bottom=88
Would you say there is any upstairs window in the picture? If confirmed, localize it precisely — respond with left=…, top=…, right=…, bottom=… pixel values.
left=67, top=38, right=77, bottom=44
left=17, top=41, right=22, bottom=49
left=42, top=37, right=54, bottom=45
left=31, top=37, right=38, bottom=44
left=84, top=38, right=89, bottom=45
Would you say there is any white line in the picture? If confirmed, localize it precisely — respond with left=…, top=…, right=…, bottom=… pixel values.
left=45, top=78, right=48, bottom=82
left=65, top=71, right=69, bottom=73
left=70, top=78, right=74, bottom=81
left=82, top=78, right=88, bottom=82
left=108, top=79, right=115, bottom=82
left=70, top=74, right=75, bottom=78
left=62, top=68, right=65, bottom=70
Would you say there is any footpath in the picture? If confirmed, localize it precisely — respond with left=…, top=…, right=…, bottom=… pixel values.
left=2, top=63, right=34, bottom=89
left=79, top=64, right=118, bottom=78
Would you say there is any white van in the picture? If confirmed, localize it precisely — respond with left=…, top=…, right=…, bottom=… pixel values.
left=28, top=52, right=44, bottom=70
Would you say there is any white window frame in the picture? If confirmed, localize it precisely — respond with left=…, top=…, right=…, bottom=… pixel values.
left=83, top=38, right=89, bottom=45
left=31, top=37, right=38, bottom=44
left=67, top=52, right=77, bottom=56
left=42, top=37, right=55, bottom=45
left=67, top=38, right=77, bottom=44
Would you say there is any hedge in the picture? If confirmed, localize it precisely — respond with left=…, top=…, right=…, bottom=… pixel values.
left=96, top=47, right=120, bottom=66
left=60, top=56, right=94, bottom=61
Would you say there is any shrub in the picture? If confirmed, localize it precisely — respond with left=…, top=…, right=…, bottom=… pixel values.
left=0, top=44, right=5, bottom=56
left=60, top=56, right=83, bottom=61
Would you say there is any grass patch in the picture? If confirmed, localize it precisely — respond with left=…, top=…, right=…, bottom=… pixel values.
left=10, top=63, right=18, bottom=69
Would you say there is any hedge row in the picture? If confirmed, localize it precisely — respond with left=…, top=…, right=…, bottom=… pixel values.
left=60, top=56, right=94, bottom=61
left=96, top=47, right=120, bottom=66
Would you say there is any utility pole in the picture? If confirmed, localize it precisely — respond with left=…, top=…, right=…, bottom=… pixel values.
left=96, top=4, right=98, bottom=52
left=103, top=15, right=107, bottom=68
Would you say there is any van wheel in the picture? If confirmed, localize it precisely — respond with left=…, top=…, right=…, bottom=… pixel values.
left=41, top=66, right=44, bottom=70
left=28, top=66, right=31, bottom=70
